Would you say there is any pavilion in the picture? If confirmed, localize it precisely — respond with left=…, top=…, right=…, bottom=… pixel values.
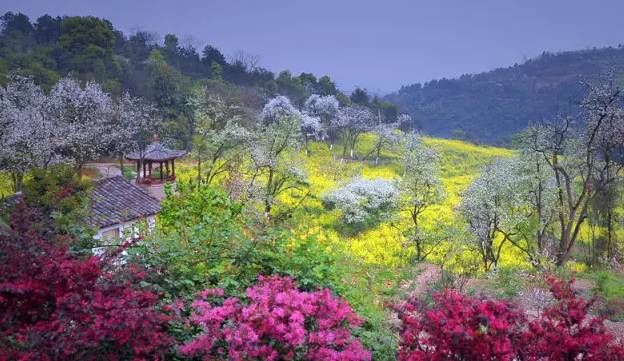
left=126, top=140, right=186, bottom=184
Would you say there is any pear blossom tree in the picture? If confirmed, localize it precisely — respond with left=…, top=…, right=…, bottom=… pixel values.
left=251, top=96, right=308, bottom=220
left=513, top=131, right=559, bottom=266
left=399, top=133, right=444, bottom=261
left=48, top=78, right=115, bottom=170
left=300, top=111, right=322, bottom=156
left=459, top=158, right=525, bottom=271
left=112, top=91, right=161, bottom=176
left=0, top=75, right=58, bottom=191
left=304, top=94, right=339, bottom=149
left=337, top=105, right=374, bottom=159
left=526, top=77, right=624, bottom=266
left=323, top=178, right=398, bottom=225
left=365, top=121, right=401, bottom=165
left=189, top=87, right=251, bottom=186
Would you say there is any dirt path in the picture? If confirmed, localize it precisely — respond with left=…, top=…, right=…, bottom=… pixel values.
left=86, top=163, right=122, bottom=179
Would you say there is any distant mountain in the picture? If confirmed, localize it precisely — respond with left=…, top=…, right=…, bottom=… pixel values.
left=386, top=46, right=624, bottom=145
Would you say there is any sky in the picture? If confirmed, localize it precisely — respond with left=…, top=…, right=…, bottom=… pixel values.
left=3, top=0, right=624, bottom=94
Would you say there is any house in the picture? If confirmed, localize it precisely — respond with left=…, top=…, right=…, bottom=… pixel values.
left=1, top=175, right=161, bottom=241
left=89, top=175, right=161, bottom=241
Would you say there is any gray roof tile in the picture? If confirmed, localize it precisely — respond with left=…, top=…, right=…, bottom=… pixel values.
left=89, top=176, right=161, bottom=228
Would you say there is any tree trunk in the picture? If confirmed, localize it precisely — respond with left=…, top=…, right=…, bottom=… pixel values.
left=264, top=168, right=274, bottom=220
left=197, top=157, right=202, bottom=190
left=11, top=172, right=24, bottom=193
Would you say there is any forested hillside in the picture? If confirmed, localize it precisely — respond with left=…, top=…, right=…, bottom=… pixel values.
left=0, top=12, right=399, bottom=149
left=387, top=46, right=624, bottom=144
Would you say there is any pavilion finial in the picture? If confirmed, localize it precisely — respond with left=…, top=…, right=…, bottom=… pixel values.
left=151, top=134, right=160, bottom=143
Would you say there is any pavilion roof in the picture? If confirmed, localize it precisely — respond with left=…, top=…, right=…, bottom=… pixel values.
left=126, top=142, right=186, bottom=161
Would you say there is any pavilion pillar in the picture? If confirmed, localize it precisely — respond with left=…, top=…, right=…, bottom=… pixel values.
left=165, top=161, right=170, bottom=179
left=159, top=162, right=163, bottom=181
left=136, top=160, right=140, bottom=175
left=142, top=161, right=146, bottom=179
left=172, top=159, right=176, bottom=178
left=148, top=162, right=152, bottom=178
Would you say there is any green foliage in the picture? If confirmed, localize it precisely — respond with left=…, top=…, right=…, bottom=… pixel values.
left=387, top=47, right=624, bottom=145
left=492, top=267, right=525, bottom=299
left=0, top=12, right=349, bottom=149
left=20, top=164, right=95, bottom=251
left=589, top=270, right=624, bottom=301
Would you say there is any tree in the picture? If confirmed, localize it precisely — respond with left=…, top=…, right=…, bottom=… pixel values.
left=300, top=111, right=322, bottom=156
left=526, top=78, right=624, bottom=266
left=337, top=105, right=374, bottom=159
left=112, top=91, right=160, bottom=176
left=57, top=16, right=120, bottom=85
left=189, top=86, right=250, bottom=186
left=48, top=77, right=115, bottom=169
left=146, top=49, right=193, bottom=148
left=323, top=178, right=398, bottom=225
left=350, top=87, right=370, bottom=106
left=252, top=96, right=308, bottom=220
left=181, top=275, right=371, bottom=361
left=138, top=182, right=250, bottom=297
left=399, top=134, right=444, bottom=261
left=514, top=132, right=559, bottom=266
left=0, top=74, right=57, bottom=191
left=459, top=158, right=524, bottom=271
left=365, top=121, right=400, bottom=165
left=201, top=45, right=226, bottom=66
left=304, top=94, right=339, bottom=148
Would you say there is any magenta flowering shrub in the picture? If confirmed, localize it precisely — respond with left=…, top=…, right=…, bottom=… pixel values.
left=180, top=275, right=371, bottom=361
left=397, top=276, right=624, bottom=361
left=521, top=276, right=624, bottom=360
left=0, top=203, right=173, bottom=360
left=397, top=290, right=525, bottom=361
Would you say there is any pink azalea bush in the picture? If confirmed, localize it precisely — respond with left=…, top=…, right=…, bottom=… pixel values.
left=180, top=275, right=371, bottom=361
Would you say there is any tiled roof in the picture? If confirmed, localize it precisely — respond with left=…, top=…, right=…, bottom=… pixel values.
left=89, top=176, right=161, bottom=228
left=126, top=142, right=186, bottom=161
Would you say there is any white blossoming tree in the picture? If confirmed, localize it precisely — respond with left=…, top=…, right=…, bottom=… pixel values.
left=189, top=87, right=251, bottom=186
left=525, top=77, right=624, bottom=266
left=336, top=105, right=374, bottom=159
left=112, top=91, right=161, bottom=177
left=399, top=133, right=444, bottom=261
left=304, top=94, right=339, bottom=148
left=365, top=121, right=401, bottom=165
left=323, top=178, right=398, bottom=225
left=48, top=78, right=115, bottom=170
left=0, top=75, right=58, bottom=191
left=300, top=112, right=322, bottom=156
left=252, top=96, right=308, bottom=220
left=459, top=158, right=526, bottom=271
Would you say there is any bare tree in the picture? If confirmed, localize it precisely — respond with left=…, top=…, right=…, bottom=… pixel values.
left=229, top=50, right=260, bottom=72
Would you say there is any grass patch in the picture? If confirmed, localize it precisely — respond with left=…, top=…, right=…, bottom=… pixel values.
left=588, top=270, right=624, bottom=300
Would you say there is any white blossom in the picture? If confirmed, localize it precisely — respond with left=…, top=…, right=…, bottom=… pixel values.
left=323, top=178, right=398, bottom=224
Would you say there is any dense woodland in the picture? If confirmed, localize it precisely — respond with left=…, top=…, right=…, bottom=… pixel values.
left=387, top=46, right=624, bottom=144
left=2, top=10, right=624, bottom=361
left=0, top=12, right=400, bottom=150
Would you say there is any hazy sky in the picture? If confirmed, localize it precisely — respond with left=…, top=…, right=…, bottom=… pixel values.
left=3, top=0, right=624, bottom=93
